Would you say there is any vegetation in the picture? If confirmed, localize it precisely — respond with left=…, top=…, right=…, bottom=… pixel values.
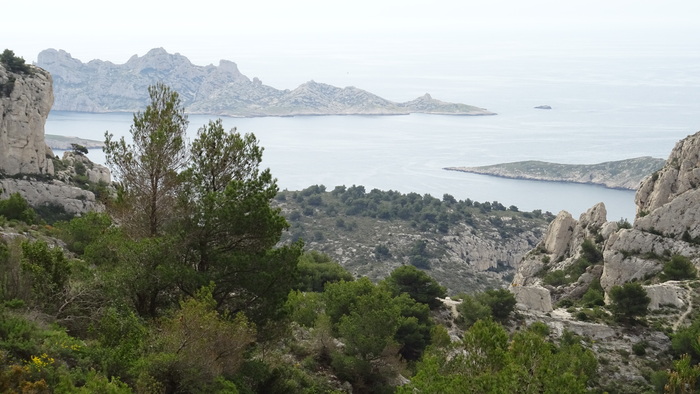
left=609, top=282, right=651, bottom=323
left=0, top=49, right=32, bottom=74
left=663, top=254, right=698, bottom=281
left=383, top=265, right=446, bottom=309
left=0, top=193, right=38, bottom=224
left=0, top=83, right=697, bottom=392
left=278, top=183, right=554, bottom=293
left=0, top=49, right=32, bottom=97
left=70, top=143, right=89, bottom=155
left=397, top=320, right=598, bottom=393
left=456, top=288, right=517, bottom=328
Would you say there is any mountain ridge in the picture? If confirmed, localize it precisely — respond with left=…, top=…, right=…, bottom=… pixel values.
left=36, top=48, right=495, bottom=117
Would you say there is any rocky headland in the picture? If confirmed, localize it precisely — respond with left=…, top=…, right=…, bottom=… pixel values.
left=44, top=134, right=104, bottom=150
left=445, top=156, right=665, bottom=190
left=36, top=48, right=495, bottom=117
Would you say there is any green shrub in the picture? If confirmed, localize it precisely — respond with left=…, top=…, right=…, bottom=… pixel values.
left=543, top=270, right=568, bottom=286
left=609, top=282, right=650, bottom=323
left=0, top=50, right=31, bottom=74
left=580, top=239, right=603, bottom=264
left=663, top=255, right=697, bottom=280
left=632, top=340, right=648, bottom=356
left=0, top=193, right=37, bottom=224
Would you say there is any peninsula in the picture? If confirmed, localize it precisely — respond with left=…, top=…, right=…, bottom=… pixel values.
left=45, top=134, right=104, bottom=150
left=36, top=48, right=495, bottom=117
left=444, top=156, right=665, bottom=190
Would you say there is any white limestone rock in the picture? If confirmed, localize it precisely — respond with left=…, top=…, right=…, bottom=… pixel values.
left=645, top=282, right=687, bottom=310
left=636, top=132, right=700, bottom=215
left=59, top=151, right=111, bottom=184
left=0, top=178, right=103, bottom=214
left=512, top=285, right=553, bottom=312
left=0, top=63, right=54, bottom=176
left=542, top=210, right=577, bottom=261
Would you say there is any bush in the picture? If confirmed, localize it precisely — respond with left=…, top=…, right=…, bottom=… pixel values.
left=295, top=251, right=353, bottom=292
left=0, top=193, right=37, bottom=224
left=456, top=288, right=516, bottom=328
left=0, top=50, right=31, bottom=74
left=580, top=239, right=603, bottom=264
left=383, top=265, right=446, bottom=309
left=671, top=316, right=700, bottom=363
left=632, top=340, right=647, bottom=356
left=609, top=282, right=650, bottom=322
left=663, top=255, right=697, bottom=280
left=542, top=270, right=568, bottom=286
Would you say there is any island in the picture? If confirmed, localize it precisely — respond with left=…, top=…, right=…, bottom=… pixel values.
left=444, top=156, right=665, bottom=190
left=36, top=48, right=495, bottom=117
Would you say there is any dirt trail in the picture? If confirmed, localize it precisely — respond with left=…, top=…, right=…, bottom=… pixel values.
left=673, top=285, right=694, bottom=331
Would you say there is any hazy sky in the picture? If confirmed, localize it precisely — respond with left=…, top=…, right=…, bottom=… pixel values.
left=5, top=0, right=700, bottom=94
left=7, top=0, right=699, bottom=59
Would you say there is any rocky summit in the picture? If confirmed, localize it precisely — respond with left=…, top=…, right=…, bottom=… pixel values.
left=36, top=48, right=495, bottom=117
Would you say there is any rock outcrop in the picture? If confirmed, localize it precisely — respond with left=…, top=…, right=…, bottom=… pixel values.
left=512, top=131, right=700, bottom=313
left=37, top=48, right=495, bottom=117
left=0, top=62, right=54, bottom=176
left=0, top=178, right=103, bottom=214
left=1, top=56, right=110, bottom=216
left=58, top=151, right=111, bottom=184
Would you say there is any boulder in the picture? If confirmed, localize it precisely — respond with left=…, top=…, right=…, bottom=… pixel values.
left=512, top=285, right=553, bottom=312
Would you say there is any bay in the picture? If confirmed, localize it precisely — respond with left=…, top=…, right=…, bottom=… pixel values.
left=46, top=109, right=686, bottom=222
left=43, top=33, right=700, bottom=223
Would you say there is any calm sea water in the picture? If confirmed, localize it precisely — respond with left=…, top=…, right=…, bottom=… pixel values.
left=45, top=108, right=693, bottom=222
left=44, top=36, right=700, bottom=222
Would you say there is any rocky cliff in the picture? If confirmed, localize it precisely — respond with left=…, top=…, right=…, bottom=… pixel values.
left=0, top=61, right=54, bottom=176
left=0, top=56, right=110, bottom=215
left=36, top=48, right=495, bottom=117
left=512, top=131, right=700, bottom=314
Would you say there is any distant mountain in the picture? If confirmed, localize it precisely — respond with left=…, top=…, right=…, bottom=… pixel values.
left=36, top=48, right=495, bottom=117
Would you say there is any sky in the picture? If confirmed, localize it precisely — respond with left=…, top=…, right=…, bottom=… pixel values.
left=6, top=1, right=700, bottom=64
left=3, top=0, right=700, bottom=103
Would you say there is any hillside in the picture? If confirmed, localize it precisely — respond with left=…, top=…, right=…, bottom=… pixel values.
left=275, top=185, right=554, bottom=294
left=445, top=156, right=665, bottom=190
left=36, top=48, right=495, bottom=117
left=2, top=48, right=699, bottom=393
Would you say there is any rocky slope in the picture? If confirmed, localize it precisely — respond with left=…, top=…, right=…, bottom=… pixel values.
left=512, top=131, right=700, bottom=311
left=509, top=132, right=700, bottom=391
left=275, top=188, right=553, bottom=294
left=445, top=156, right=665, bottom=190
left=36, top=48, right=495, bottom=117
left=0, top=61, right=54, bottom=176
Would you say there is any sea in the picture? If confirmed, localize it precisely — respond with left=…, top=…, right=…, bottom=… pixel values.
left=44, top=32, right=700, bottom=222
